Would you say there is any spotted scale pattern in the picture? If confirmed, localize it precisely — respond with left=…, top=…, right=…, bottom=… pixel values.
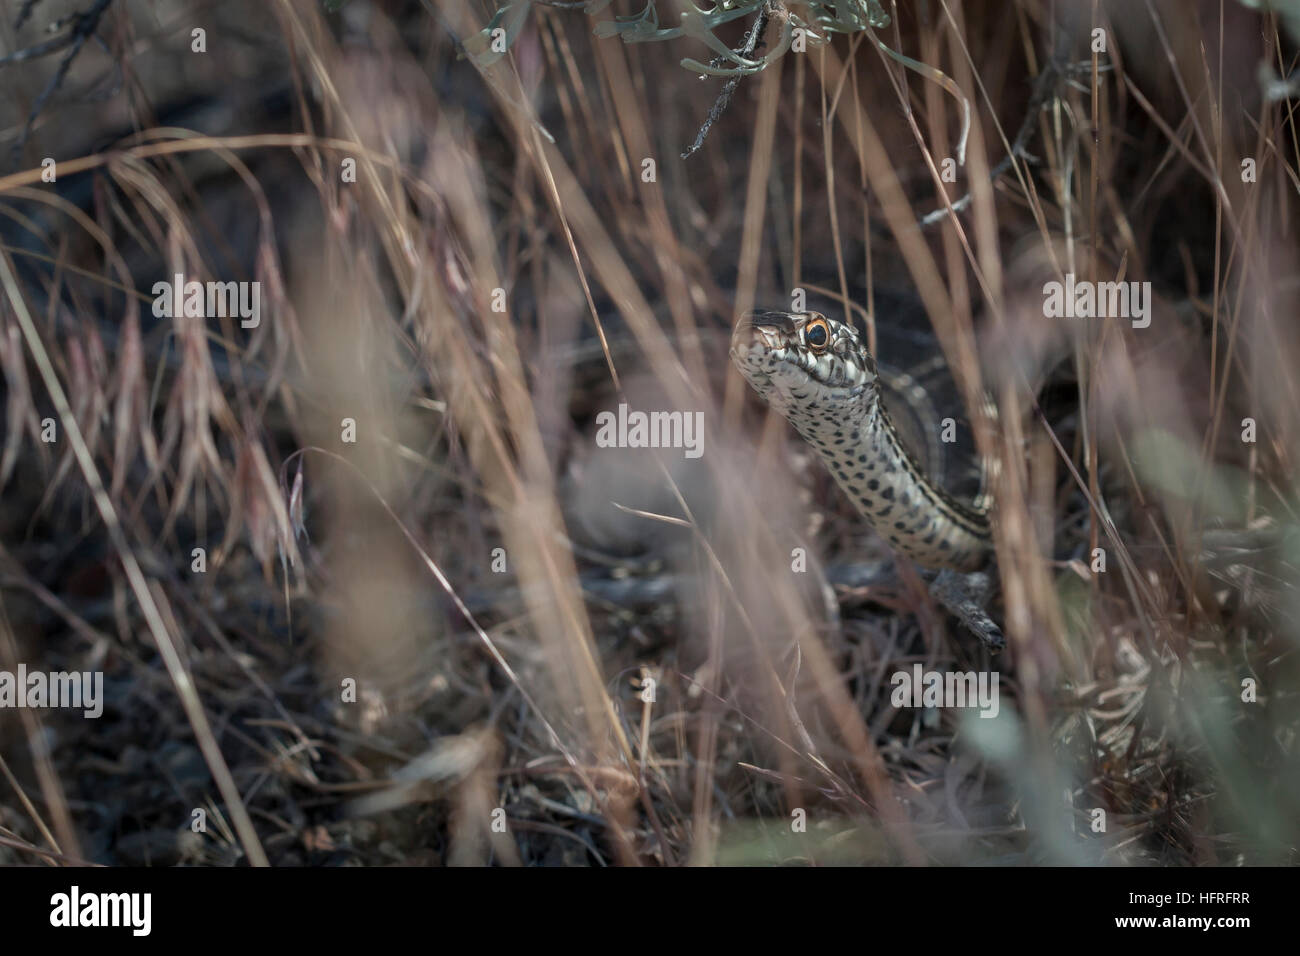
left=730, top=310, right=991, bottom=571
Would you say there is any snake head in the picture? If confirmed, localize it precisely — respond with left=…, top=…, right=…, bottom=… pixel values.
left=730, top=310, right=878, bottom=416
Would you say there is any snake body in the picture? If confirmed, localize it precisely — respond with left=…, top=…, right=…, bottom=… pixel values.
left=731, top=310, right=992, bottom=571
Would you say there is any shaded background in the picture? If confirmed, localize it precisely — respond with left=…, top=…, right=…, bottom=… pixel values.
left=0, top=0, right=1297, bottom=865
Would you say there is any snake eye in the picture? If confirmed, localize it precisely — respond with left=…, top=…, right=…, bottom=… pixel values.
left=804, top=316, right=830, bottom=352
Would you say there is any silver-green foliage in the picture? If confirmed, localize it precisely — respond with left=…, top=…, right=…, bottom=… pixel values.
left=463, top=0, right=892, bottom=76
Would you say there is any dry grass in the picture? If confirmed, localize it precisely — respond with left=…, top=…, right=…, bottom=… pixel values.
left=0, top=0, right=1296, bottom=866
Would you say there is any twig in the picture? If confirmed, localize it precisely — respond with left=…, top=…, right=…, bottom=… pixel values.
left=918, top=53, right=1064, bottom=228
left=15, top=0, right=46, bottom=31
left=681, top=1, right=774, bottom=159
left=8, top=0, right=116, bottom=159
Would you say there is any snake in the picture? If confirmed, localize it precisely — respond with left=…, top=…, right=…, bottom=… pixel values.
left=730, top=310, right=993, bottom=572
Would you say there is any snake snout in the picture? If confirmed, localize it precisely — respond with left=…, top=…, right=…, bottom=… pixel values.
left=736, top=311, right=797, bottom=352
left=740, top=310, right=796, bottom=332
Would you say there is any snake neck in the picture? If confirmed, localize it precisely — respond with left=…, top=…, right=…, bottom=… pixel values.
left=786, top=386, right=992, bottom=572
